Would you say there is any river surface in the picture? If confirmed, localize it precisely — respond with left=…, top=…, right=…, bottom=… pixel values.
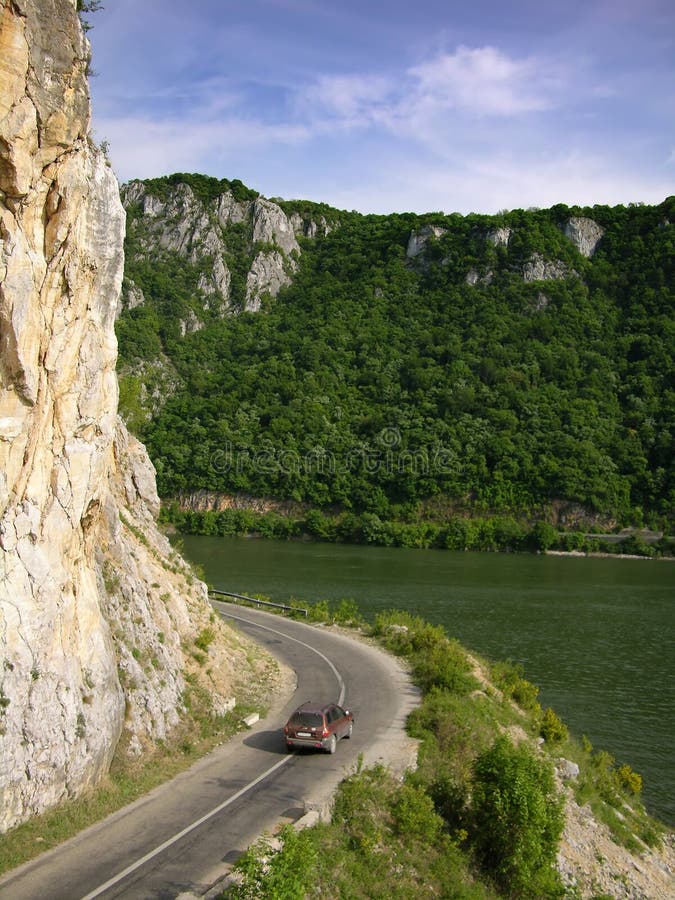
left=178, top=535, right=675, bottom=826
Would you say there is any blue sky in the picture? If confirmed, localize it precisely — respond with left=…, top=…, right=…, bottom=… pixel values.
left=88, top=0, right=674, bottom=214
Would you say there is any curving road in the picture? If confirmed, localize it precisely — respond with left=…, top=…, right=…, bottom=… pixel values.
left=0, top=604, right=418, bottom=899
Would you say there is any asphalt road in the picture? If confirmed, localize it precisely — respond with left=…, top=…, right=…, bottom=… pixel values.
left=0, top=604, right=418, bottom=899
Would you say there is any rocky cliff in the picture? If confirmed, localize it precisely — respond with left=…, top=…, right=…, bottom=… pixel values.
left=0, top=0, right=254, bottom=832
left=121, top=178, right=335, bottom=318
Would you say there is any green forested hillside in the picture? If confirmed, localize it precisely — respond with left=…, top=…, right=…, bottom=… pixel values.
left=117, top=179, right=674, bottom=534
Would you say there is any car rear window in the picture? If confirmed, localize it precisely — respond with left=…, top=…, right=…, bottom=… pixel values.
left=289, top=712, right=323, bottom=728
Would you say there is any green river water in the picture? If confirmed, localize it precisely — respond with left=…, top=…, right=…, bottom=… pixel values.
left=178, top=535, right=675, bottom=826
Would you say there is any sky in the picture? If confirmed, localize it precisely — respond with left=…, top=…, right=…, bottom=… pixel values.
left=87, top=0, right=675, bottom=215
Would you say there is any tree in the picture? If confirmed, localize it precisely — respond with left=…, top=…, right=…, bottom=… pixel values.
left=77, top=0, right=103, bottom=32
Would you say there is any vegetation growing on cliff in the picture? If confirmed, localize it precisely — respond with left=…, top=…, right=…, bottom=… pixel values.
left=117, top=183, right=675, bottom=534
left=76, top=0, right=103, bottom=32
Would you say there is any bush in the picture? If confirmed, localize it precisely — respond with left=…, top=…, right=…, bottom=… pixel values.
left=412, top=641, right=477, bottom=695
left=331, top=764, right=391, bottom=853
left=307, top=599, right=330, bottom=622
left=540, top=707, right=569, bottom=744
left=392, top=782, right=443, bottom=842
left=616, top=764, right=642, bottom=796
left=194, top=627, right=216, bottom=652
left=229, top=824, right=318, bottom=899
left=528, top=521, right=559, bottom=551
left=491, top=661, right=540, bottom=711
left=470, top=736, right=565, bottom=898
left=332, top=597, right=362, bottom=625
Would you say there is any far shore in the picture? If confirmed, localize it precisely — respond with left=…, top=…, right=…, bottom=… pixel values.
left=545, top=549, right=675, bottom=561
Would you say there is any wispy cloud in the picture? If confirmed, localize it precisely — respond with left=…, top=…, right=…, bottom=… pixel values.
left=296, top=73, right=394, bottom=126
left=90, top=0, right=673, bottom=215
left=96, top=115, right=311, bottom=182
left=291, top=45, right=563, bottom=135
left=407, top=46, right=559, bottom=116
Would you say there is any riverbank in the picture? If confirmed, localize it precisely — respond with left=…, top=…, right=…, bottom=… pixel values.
left=162, top=502, right=675, bottom=559
left=546, top=549, right=675, bottom=561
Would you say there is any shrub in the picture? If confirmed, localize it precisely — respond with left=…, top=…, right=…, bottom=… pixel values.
left=491, top=660, right=540, bottom=711
left=616, top=764, right=642, bottom=796
left=391, top=782, right=443, bottom=842
left=412, top=641, right=477, bottom=695
left=229, top=824, right=318, bottom=899
left=307, top=599, right=330, bottom=622
left=528, top=521, right=559, bottom=551
left=540, top=707, right=569, bottom=744
left=332, top=597, right=362, bottom=625
left=331, top=764, right=391, bottom=853
left=194, top=627, right=216, bottom=652
left=470, top=736, right=564, bottom=898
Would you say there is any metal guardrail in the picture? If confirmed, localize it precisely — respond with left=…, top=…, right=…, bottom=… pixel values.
left=209, top=588, right=308, bottom=618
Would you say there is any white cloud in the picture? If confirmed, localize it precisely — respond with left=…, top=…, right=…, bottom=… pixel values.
left=407, top=46, right=558, bottom=116
left=295, top=73, right=394, bottom=127
left=283, top=45, right=566, bottom=156
left=321, top=146, right=674, bottom=216
left=91, top=26, right=671, bottom=213
left=96, top=115, right=310, bottom=183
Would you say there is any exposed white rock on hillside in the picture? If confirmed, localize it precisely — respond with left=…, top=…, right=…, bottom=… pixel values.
left=406, top=224, right=448, bottom=258
left=121, top=180, right=331, bottom=316
left=486, top=226, right=511, bottom=247
left=522, top=253, right=575, bottom=282
left=0, top=0, right=247, bottom=832
left=564, top=216, right=605, bottom=258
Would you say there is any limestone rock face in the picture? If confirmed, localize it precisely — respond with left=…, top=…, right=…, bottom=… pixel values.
left=486, top=226, right=511, bottom=247
left=0, top=0, right=243, bottom=832
left=465, top=268, right=494, bottom=286
left=563, top=216, right=604, bottom=258
left=289, top=212, right=333, bottom=239
left=121, top=180, right=329, bottom=315
left=245, top=250, right=296, bottom=311
left=406, top=225, right=447, bottom=259
left=523, top=253, right=575, bottom=282
left=252, top=197, right=300, bottom=255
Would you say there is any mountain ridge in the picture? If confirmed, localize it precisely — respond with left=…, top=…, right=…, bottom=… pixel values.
left=116, top=175, right=674, bottom=533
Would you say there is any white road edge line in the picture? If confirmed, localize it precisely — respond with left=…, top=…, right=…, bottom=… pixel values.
left=80, top=605, right=345, bottom=899
left=79, top=755, right=291, bottom=900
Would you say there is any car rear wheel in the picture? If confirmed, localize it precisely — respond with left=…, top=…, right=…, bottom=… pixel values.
left=345, top=722, right=353, bottom=739
left=327, top=734, right=337, bottom=754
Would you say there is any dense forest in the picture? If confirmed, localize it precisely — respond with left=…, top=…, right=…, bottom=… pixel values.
left=116, top=177, right=674, bottom=542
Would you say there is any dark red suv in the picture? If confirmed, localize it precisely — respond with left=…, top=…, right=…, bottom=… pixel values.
left=283, top=701, right=354, bottom=753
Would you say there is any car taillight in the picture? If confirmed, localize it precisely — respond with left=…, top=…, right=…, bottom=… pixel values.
left=321, top=728, right=330, bottom=737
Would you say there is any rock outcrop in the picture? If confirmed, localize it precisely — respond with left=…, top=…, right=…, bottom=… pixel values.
left=245, top=249, right=296, bottom=311
left=0, top=0, right=252, bottom=832
left=563, top=216, right=604, bottom=258
left=486, top=226, right=511, bottom=247
left=406, top=225, right=447, bottom=259
left=121, top=180, right=332, bottom=317
left=522, top=252, right=575, bottom=282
